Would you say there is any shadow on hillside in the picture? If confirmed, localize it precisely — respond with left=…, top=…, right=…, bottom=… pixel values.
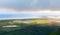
left=0, top=25, right=60, bottom=35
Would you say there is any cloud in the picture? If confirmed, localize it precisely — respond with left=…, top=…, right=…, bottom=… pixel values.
left=0, top=0, right=53, bottom=10
left=30, top=0, right=38, bottom=7
left=0, top=0, right=60, bottom=10
left=0, top=8, right=60, bottom=20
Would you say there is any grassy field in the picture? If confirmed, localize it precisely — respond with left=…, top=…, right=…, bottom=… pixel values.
left=0, top=25, right=60, bottom=35
left=0, top=19, right=60, bottom=35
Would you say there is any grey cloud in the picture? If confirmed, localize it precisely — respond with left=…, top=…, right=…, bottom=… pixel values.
left=0, top=0, right=60, bottom=10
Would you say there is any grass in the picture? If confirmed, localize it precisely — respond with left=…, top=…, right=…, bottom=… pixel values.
left=0, top=20, right=60, bottom=35
left=0, top=25, right=60, bottom=35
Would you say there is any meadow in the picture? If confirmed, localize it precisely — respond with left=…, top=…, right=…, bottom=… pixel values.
left=0, top=19, right=60, bottom=35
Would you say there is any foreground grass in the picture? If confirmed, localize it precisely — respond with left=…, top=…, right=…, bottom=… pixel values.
left=0, top=20, right=60, bottom=35
left=0, top=25, right=59, bottom=35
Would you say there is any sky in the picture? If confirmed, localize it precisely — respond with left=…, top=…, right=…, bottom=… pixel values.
left=0, top=8, right=60, bottom=20
left=0, top=0, right=60, bottom=10
left=0, top=0, right=60, bottom=20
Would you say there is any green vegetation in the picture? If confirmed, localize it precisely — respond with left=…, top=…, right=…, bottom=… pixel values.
left=0, top=20, right=59, bottom=35
left=0, top=20, right=30, bottom=32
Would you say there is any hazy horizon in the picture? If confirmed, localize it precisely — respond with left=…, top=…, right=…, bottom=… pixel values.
left=0, top=9, right=60, bottom=20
